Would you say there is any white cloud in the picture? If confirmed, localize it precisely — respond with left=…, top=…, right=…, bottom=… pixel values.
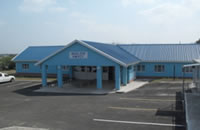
left=69, top=12, right=134, bottom=43
left=121, top=0, right=157, bottom=7
left=48, top=7, right=67, bottom=12
left=138, top=0, right=200, bottom=24
left=19, top=0, right=67, bottom=13
left=139, top=3, right=193, bottom=24
left=183, top=0, right=200, bottom=9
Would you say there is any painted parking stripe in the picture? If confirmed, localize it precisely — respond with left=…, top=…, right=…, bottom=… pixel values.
left=0, top=81, right=24, bottom=87
left=108, top=106, right=182, bottom=112
left=6, top=82, right=31, bottom=87
left=93, top=118, right=185, bottom=127
left=108, top=106, right=157, bottom=111
left=22, top=83, right=41, bottom=88
left=120, top=97, right=181, bottom=102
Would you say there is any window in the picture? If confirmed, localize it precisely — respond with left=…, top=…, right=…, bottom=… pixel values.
left=62, top=66, right=69, bottom=71
left=81, top=66, right=85, bottom=72
left=103, top=67, right=108, bottom=73
left=182, top=67, right=193, bottom=73
left=137, top=65, right=145, bottom=72
left=86, top=67, right=92, bottom=72
left=154, top=65, right=165, bottom=72
left=4, top=74, right=9, bottom=77
left=22, top=64, right=29, bottom=70
left=134, top=65, right=136, bottom=71
left=74, top=66, right=81, bottom=72
left=92, top=66, right=97, bottom=72
left=0, top=74, right=2, bottom=77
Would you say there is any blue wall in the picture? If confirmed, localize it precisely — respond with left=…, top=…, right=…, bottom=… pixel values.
left=40, top=42, right=122, bottom=89
left=15, top=43, right=193, bottom=79
left=16, top=62, right=40, bottom=73
left=136, top=62, right=193, bottom=78
left=16, top=62, right=69, bottom=74
left=43, top=42, right=119, bottom=67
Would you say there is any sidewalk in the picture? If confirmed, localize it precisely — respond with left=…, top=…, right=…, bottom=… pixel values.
left=117, top=80, right=148, bottom=93
left=35, top=80, right=148, bottom=95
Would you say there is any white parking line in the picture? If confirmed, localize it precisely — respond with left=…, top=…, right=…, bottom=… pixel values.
left=108, top=106, right=157, bottom=111
left=22, top=83, right=41, bottom=88
left=7, top=82, right=31, bottom=87
left=93, top=118, right=185, bottom=127
left=120, top=97, right=181, bottom=102
left=0, top=126, right=49, bottom=130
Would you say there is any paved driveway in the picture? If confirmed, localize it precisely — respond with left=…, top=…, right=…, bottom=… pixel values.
left=0, top=80, right=185, bottom=130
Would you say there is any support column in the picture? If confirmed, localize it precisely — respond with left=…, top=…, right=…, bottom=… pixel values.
left=57, top=65, right=63, bottom=88
left=122, top=67, right=127, bottom=86
left=97, top=66, right=102, bottom=89
left=69, top=66, right=73, bottom=79
left=127, top=68, right=130, bottom=83
left=115, top=65, right=121, bottom=90
left=42, top=65, right=47, bottom=87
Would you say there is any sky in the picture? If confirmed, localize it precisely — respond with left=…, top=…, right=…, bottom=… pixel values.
left=0, top=0, right=200, bottom=54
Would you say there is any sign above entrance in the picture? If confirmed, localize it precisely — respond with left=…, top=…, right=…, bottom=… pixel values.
left=69, top=51, right=88, bottom=59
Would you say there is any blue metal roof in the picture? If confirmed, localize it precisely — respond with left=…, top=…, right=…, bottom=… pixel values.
left=13, top=46, right=64, bottom=61
left=118, top=44, right=200, bottom=62
left=14, top=40, right=200, bottom=65
left=82, top=40, right=140, bottom=65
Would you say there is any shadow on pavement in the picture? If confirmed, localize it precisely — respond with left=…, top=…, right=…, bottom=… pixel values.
left=155, top=92, right=186, bottom=130
left=13, top=84, right=107, bottom=96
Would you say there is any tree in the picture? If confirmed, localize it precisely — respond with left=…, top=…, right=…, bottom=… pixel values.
left=196, top=38, right=200, bottom=44
left=0, top=55, right=16, bottom=70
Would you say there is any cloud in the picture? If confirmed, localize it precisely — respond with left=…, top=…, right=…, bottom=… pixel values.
left=19, top=0, right=67, bottom=13
left=139, top=3, right=192, bottom=24
left=48, top=7, right=67, bottom=13
left=69, top=12, right=135, bottom=42
left=138, top=0, right=200, bottom=24
left=121, top=0, right=157, bottom=7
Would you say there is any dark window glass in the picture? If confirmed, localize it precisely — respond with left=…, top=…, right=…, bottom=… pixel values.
left=154, top=65, right=165, bottom=72
left=137, top=65, right=145, bottom=72
left=182, top=67, right=193, bottom=73
left=22, top=64, right=29, bottom=70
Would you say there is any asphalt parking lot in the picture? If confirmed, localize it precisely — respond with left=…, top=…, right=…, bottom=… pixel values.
left=0, top=80, right=185, bottom=130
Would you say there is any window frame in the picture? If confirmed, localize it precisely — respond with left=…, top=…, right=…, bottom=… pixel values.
left=22, top=64, right=29, bottom=70
left=154, top=65, right=165, bottom=73
left=182, top=67, right=193, bottom=73
left=137, top=65, right=145, bottom=72
left=62, top=66, right=69, bottom=71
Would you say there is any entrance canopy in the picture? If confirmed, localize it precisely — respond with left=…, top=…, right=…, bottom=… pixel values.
left=36, top=40, right=139, bottom=90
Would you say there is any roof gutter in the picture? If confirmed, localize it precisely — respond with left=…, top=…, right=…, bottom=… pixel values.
left=183, top=63, right=200, bottom=67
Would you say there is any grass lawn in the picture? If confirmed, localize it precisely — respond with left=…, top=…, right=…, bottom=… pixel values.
left=152, top=77, right=192, bottom=83
left=0, top=69, right=16, bottom=74
left=15, top=77, right=56, bottom=81
left=1, top=69, right=56, bottom=81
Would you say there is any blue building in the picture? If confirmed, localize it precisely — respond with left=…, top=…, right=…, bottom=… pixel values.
left=12, top=40, right=200, bottom=90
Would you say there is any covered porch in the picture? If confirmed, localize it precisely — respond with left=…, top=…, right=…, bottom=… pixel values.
left=36, top=78, right=147, bottom=94
left=41, top=65, right=122, bottom=90
left=37, top=40, right=139, bottom=91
